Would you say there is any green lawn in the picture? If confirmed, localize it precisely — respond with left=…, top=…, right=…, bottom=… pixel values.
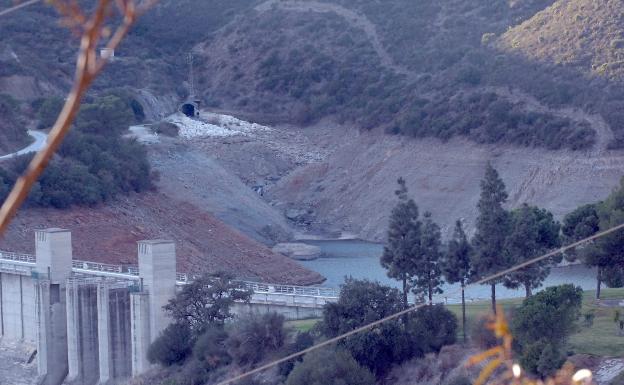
left=286, top=319, right=320, bottom=333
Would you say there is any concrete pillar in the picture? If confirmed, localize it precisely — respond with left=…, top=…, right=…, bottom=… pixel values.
left=36, top=229, right=71, bottom=385
left=130, top=292, right=150, bottom=376
left=37, top=282, right=68, bottom=385
left=137, top=240, right=176, bottom=343
left=65, top=281, right=80, bottom=381
left=35, top=228, right=72, bottom=283
left=97, top=283, right=111, bottom=384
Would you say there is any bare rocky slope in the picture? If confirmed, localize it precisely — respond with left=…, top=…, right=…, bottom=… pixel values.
left=181, top=116, right=624, bottom=243
left=0, top=192, right=323, bottom=285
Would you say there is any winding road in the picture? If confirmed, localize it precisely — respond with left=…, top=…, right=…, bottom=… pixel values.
left=0, top=130, right=47, bottom=160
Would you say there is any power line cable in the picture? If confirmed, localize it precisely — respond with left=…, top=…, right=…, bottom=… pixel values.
left=214, top=220, right=624, bottom=385
left=0, top=0, right=41, bottom=17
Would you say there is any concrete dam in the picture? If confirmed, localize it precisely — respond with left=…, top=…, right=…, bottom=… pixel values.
left=0, top=228, right=338, bottom=385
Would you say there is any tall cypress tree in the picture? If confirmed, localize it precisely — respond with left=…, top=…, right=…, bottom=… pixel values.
left=504, top=204, right=561, bottom=297
left=381, top=178, right=421, bottom=307
left=443, top=220, right=472, bottom=343
left=411, top=212, right=444, bottom=304
left=472, top=162, right=511, bottom=313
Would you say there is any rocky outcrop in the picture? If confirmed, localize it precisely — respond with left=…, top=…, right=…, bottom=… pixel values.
left=272, top=243, right=322, bottom=261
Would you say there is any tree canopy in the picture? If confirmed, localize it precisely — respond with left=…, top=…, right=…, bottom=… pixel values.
left=504, top=204, right=561, bottom=297
left=164, top=272, right=252, bottom=335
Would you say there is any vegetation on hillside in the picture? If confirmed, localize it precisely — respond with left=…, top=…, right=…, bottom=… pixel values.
left=4, top=0, right=624, bottom=149
left=0, top=93, right=29, bottom=154
left=0, top=96, right=153, bottom=208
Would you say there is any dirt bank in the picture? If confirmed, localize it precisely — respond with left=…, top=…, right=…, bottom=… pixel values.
left=0, top=192, right=324, bottom=286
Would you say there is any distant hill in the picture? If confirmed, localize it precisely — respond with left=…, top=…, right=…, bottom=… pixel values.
left=498, top=0, right=624, bottom=80
left=2, top=0, right=624, bottom=149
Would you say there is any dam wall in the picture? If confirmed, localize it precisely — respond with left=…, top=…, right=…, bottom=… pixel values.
left=0, top=229, right=337, bottom=385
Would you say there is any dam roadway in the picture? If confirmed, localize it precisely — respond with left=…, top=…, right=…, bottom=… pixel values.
left=0, top=228, right=337, bottom=385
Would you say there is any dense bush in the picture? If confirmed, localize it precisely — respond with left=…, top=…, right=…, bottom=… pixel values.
left=148, top=323, right=193, bottom=366
left=0, top=93, right=28, bottom=153
left=193, top=325, right=231, bottom=370
left=405, top=305, right=458, bottom=354
left=319, top=279, right=457, bottom=377
left=512, top=285, right=583, bottom=378
left=35, top=96, right=64, bottom=129
left=227, top=312, right=286, bottom=366
left=278, top=331, right=315, bottom=377
left=0, top=96, right=153, bottom=208
left=227, top=313, right=286, bottom=365
left=285, top=348, right=375, bottom=385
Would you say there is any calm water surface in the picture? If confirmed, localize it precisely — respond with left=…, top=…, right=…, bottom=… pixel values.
left=299, top=239, right=598, bottom=303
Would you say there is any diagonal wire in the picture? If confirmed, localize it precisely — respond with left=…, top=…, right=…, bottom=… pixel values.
left=214, top=221, right=624, bottom=385
left=0, top=0, right=41, bottom=17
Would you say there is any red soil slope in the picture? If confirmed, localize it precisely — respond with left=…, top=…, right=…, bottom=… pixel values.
left=0, top=193, right=324, bottom=286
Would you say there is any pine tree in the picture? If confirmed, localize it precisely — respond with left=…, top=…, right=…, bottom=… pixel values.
left=504, top=205, right=561, bottom=297
left=471, top=162, right=511, bottom=313
left=592, top=178, right=624, bottom=297
left=411, top=212, right=444, bottom=304
left=443, top=220, right=472, bottom=343
left=381, top=178, right=421, bottom=307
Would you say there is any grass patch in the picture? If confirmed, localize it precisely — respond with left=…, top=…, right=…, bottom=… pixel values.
left=447, top=288, right=624, bottom=357
left=286, top=319, right=320, bottom=333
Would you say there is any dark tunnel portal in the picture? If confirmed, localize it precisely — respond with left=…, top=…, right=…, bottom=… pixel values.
left=181, top=103, right=196, bottom=118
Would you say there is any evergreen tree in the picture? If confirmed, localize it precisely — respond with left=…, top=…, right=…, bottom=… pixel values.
left=411, top=212, right=443, bottom=304
left=381, top=178, right=421, bottom=307
left=593, top=178, right=624, bottom=295
left=443, top=219, right=473, bottom=342
left=562, top=203, right=602, bottom=298
left=504, top=205, right=561, bottom=297
left=563, top=179, right=624, bottom=299
left=471, top=162, right=511, bottom=313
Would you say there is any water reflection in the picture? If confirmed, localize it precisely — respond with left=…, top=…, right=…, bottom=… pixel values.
left=298, top=239, right=598, bottom=303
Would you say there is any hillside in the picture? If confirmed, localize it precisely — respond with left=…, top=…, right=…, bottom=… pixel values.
left=498, top=0, right=624, bottom=80
left=0, top=192, right=323, bottom=285
left=2, top=0, right=623, bottom=149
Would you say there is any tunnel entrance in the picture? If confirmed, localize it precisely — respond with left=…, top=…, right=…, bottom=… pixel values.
left=181, top=103, right=196, bottom=118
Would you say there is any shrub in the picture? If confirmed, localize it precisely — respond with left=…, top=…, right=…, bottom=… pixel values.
left=148, top=323, right=193, bottom=366
left=153, top=121, right=180, bottom=137
left=519, top=341, right=565, bottom=379
left=74, top=95, right=135, bottom=135
left=406, top=305, right=458, bottom=354
left=319, top=278, right=403, bottom=337
left=36, top=96, right=65, bottom=129
left=278, top=331, right=315, bottom=377
left=227, top=312, right=286, bottom=365
left=512, top=285, right=583, bottom=378
left=285, top=348, right=375, bottom=385
left=193, top=325, right=231, bottom=370
left=343, top=321, right=413, bottom=377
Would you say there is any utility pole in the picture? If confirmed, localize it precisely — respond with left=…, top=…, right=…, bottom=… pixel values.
left=187, top=52, right=196, bottom=99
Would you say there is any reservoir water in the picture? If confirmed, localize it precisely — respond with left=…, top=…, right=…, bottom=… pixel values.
left=298, top=239, right=598, bottom=303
